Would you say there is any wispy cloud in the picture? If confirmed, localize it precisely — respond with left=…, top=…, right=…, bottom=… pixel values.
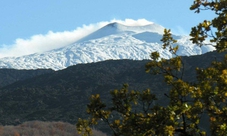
left=0, top=19, right=155, bottom=58
left=171, top=26, right=189, bottom=36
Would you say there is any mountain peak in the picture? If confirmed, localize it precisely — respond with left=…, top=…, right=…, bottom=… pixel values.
left=105, top=22, right=122, bottom=28
left=76, top=22, right=164, bottom=43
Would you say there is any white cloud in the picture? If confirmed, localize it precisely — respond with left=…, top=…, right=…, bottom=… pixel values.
left=0, top=19, right=155, bottom=58
left=112, top=18, right=153, bottom=26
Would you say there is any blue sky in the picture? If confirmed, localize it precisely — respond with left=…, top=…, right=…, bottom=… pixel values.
left=0, top=0, right=215, bottom=58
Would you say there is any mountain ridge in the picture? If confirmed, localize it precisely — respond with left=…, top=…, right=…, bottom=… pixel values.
left=0, top=22, right=215, bottom=70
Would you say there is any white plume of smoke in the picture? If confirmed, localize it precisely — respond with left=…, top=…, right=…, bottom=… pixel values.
left=0, top=19, right=155, bottom=58
left=112, top=18, right=153, bottom=26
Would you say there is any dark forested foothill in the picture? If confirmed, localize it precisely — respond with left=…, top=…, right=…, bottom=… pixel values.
left=0, top=68, right=54, bottom=88
left=0, top=51, right=225, bottom=132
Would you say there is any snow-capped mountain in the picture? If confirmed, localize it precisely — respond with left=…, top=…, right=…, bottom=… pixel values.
left=0, top=22, right=215, bottom=70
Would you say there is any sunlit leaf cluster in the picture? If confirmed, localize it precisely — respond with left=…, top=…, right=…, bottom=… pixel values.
left=77, top=84, right=173, bottom=136
left=190, top=0, right=227, bottom=51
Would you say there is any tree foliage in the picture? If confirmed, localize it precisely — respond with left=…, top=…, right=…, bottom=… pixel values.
left=77, top=0, right=227, bottom=135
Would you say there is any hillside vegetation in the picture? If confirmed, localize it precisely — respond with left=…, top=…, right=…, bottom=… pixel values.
left=0, top=69, right=53, bottom=88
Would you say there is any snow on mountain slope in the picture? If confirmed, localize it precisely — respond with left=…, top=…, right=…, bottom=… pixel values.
left=76, top=22, right=165, bottom=43
left=0, top=22, right=215, bottom=70
left=132, top=32, right=181, bottom=43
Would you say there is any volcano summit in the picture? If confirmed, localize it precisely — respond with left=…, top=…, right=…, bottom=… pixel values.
left=0, top=22, right=215, bottom=70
